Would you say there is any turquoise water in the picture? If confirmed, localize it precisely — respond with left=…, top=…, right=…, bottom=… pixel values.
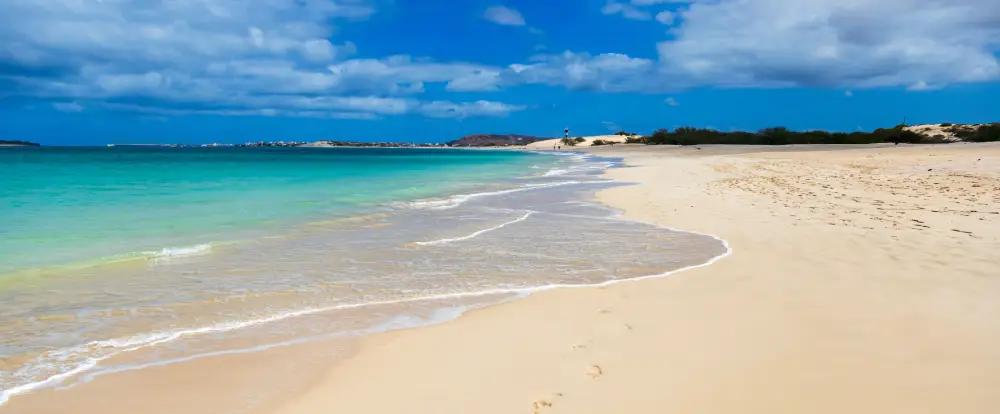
left=0, top=147, right=548, bottom=274
left=0, top=147, right=730, bottom=412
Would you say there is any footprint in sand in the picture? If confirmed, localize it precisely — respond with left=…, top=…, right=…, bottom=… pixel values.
left=587, top=364, right=604, bottom=379
left=532, top=393, right=563, bottom=414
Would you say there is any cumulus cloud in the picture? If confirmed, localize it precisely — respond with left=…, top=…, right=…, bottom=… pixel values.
left=656, top=0, right=1000, bottom=88
left=104, top=96, right=525, bottom=120
left=562, top=0, right=1000, bottom=91
left=326, top=56, right=499, bottom=94
left=484, top=6, right=526, bottom=26
left=664, top=97, right=679, bottom=106
left=419, top=100, right=526, bottom=118
left=0, top=0, right=523, bottom=119
left=0, top=0, right=371, bottom=73
left=4, top=0, right=999, bottom=119
left=601, top=2, right=652, bottom=20
left=654, top=11, right=677, bottom=25
left=506, top=51, right=657, bottom=91
left=844, top=90, right=853, bottom=97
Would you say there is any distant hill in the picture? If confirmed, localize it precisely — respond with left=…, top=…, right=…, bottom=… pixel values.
left=447, top=134, right=545, bottom=147
left=0, top=140, right=40, bottom=147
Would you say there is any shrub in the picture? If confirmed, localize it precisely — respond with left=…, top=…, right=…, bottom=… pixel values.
left=591, top=139, right=617, bottom=146
left=961, top=123, right=1000, bottom=142
left=574, top=137, right=586, bottom=143
left=633, top=124, right=939, bottom=146
left=559, top=137, right=578, bottom=146
left=940, top=123, right=953, bottom=127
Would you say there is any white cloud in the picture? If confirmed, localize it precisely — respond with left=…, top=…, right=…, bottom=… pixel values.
left=656, top=0, right=1000, bottom=88
left=601, top=2, right=652, bottom=20
left=631, top=0, right=688, bottom=5
left=53, top=101, right=84, bottom=112
left=0, top=1, right=525, bottom=120
left=844, top=90, right=854, bottom=97
left=484, top=6, right=526, bottom=26
left=326, top=56, right=499, bottom=93
left=105, top=97, right=525, bottom=120
left=655, top=11, right=677, bottom=25
left=419, top=100, right=526, bottom=118
left=0, top=0, right=372, bottom=72
left=590, top=0, right=1000, bottom=91
left=102, top=103, right=381, bottom=120
left=5, top=0, right=999, bottom=119
left=906, top=81, right=943, bottom=91
left=507, top=51, right=656, bottom=91
left=664, top=97, right=679, bottom=106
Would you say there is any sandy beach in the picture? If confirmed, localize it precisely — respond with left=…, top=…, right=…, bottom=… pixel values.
left=271, top=142, right=1000, bottom=414
left=4, top=142, right=998, bottom=414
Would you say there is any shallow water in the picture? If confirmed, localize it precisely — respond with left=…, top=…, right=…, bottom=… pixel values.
left=0, top=148, right=729, bottom=410
left=0, top=147, right=548, bottom=274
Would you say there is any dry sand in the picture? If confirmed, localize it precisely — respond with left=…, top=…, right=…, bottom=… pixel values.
left=525, top=134, right=629, bottom=149
left=272, top=142, right=1000, bottom=414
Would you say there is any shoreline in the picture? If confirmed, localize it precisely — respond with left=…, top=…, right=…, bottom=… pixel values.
left=2, top=148, right=571, bottom=411
left=2, top=150, right=730, bottom=413
left=269, top=142, right=999, bottom=413
left=3, top=143, right=998, bottom=413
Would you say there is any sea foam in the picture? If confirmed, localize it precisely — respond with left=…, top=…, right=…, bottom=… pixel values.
left=415, top=212, right=533, bottom=246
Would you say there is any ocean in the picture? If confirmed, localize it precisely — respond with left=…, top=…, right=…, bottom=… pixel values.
left=0, top=146, right=728, bottom=411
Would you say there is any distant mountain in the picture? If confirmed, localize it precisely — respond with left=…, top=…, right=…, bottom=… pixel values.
left=447, top=134, right=545, bottom=147
left=0, top=140, right=40, bottom=146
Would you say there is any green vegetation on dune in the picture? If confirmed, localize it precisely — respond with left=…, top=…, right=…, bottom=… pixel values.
left=949, top=124, right=1000, bottom=142
left=627, top=125, right=952, bottom=146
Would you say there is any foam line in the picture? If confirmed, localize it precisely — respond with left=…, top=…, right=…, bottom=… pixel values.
left=148, top=243, right=212, bottom=258
left=65, top=298, right=525, bottom=389
left=403, top=181, right=583, bottom=210
left=415, top=212, right=533, bottom=246
left=0, top=229, right=730, bottom=407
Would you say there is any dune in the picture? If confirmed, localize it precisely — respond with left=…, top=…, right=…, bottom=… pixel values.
left=524, top=134, right=631, bottom=149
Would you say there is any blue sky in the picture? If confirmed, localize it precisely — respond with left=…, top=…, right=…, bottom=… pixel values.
left=1, top=0, right=999, bottom=145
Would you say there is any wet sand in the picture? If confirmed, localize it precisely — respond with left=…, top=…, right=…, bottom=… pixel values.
left=272, top=142, right=1000, bottom=413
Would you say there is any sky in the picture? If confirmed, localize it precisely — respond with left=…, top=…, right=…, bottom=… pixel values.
left=1, top=0, right=999, bottom=145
